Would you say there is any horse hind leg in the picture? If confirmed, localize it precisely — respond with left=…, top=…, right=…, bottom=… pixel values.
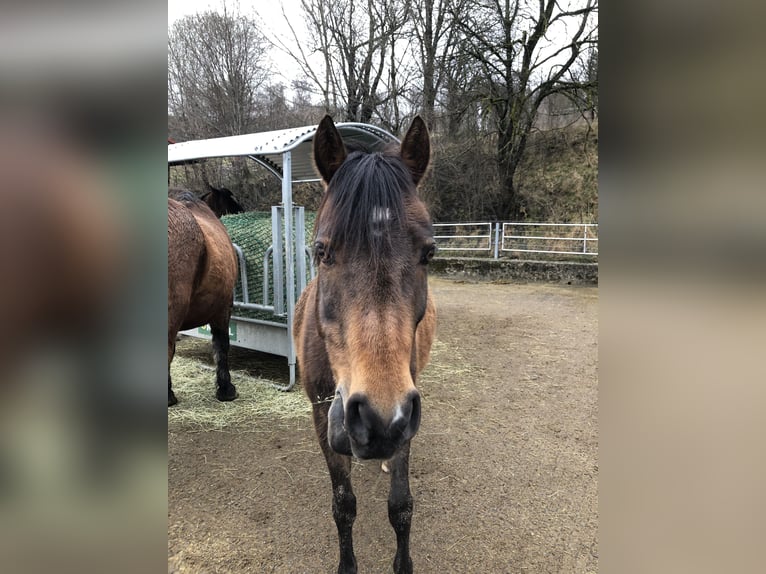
left=312, top=401, right=358, bottom=574
left=387, top=442, right=415, bottom=574
left=210, top=321, right=237, bottom=401
left=168, top=372, right=177, bottom=406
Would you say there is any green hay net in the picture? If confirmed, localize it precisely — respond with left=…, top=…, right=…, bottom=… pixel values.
left=221, top=210, right=316, bottom=324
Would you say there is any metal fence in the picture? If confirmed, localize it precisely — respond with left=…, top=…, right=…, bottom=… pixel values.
left=433, top=221, right=597, bottom=259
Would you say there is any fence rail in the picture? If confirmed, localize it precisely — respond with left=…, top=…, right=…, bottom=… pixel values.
left=433, top=221, right=597, bottom=259
left=433, top=222, right=493, bottom=251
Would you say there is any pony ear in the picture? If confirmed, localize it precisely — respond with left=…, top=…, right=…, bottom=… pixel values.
left=400, top=115, right=430, bottom=186
left=313, top=115, right=347, bottom=184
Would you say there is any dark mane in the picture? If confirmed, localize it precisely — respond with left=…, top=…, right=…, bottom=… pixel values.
left=315, top=148, right=414, bottom=265
left=168, top=187, right=203, bottom=208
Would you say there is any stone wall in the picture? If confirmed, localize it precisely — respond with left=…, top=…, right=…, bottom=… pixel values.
left=430, top=257, right=598, bottom=285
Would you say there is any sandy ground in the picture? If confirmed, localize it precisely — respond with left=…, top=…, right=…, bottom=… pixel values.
left=168, top=277, right=598, bottom=573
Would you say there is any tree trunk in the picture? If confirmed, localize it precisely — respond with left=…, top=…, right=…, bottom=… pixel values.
left=497, top=164, right=523, bottom=221
left=421, top=0, right=436, bottom=128
left=496, top=127, right=525, bottom=221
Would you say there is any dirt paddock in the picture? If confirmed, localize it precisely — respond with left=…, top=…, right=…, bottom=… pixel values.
left=168, top=277, right=598, bottom=573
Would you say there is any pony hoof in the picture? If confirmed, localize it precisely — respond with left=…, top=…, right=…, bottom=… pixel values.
left=168, top=391, right=178, bottom=407
left=381, top=459, right=390, bottom=473
left=393, top=555, right=413, bottom=574
left=216, top=386, right=238, bottom=402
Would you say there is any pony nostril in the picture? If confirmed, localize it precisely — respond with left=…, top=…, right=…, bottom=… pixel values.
left=344, top=395, right=370, bottom=446
left=389, top=391, right=421, bottom=441
left=404, top=391, right=421, bottom=440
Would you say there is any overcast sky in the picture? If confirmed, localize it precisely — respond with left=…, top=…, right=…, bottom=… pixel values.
left=167, top=0, right=298, bottom=27
left=168, top=0, right=308, bottom=87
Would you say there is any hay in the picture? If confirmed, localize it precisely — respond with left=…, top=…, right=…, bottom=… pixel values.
left=168, top=321, right=472, bottom=434
left=418, top=339, right=478, bottom=391
left=168, top=353, right=311, bottom=432
left=415, top=338, right=487, bottom=432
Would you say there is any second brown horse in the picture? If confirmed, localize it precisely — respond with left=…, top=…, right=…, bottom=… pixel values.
left=168, top=190, right=238, bottom=406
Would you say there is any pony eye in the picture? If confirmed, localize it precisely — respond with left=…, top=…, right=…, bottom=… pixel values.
left=421, top=244, right=436, bottom=264
left=315, top=241, right=334, bottom=265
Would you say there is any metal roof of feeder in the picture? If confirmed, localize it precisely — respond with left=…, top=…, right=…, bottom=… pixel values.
left=167, top=122, right=399, bottom=183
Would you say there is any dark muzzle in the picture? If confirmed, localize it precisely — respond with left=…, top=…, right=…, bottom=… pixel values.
left=328, top=390, right=421, bottom=459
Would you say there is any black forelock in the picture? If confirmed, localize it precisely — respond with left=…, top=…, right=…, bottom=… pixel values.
left=315, top=148, right=415, bottom=265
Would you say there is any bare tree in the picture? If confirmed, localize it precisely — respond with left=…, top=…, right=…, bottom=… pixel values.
left=565, top=44, right=598, bottom=122
left=454, top=0, right=598, bottom=220
left=274, top=0, right=336, bottom=112
left=409, top=0, right=469, bottom=129
left=168, top=2, right=269, bottom=139
left=277, top=0, right=410, bottom=124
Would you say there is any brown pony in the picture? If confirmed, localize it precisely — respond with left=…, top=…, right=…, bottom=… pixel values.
left=293, top=116, right=436, bottom=574
left=168, top=189, right=238, bottom=406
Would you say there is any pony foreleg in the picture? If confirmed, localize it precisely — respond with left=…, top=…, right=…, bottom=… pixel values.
left=210, top=323, right=237, bottom=401
left=313, top=403, right=358, bottom=574
left=388, top=442, right=414, bottom=574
